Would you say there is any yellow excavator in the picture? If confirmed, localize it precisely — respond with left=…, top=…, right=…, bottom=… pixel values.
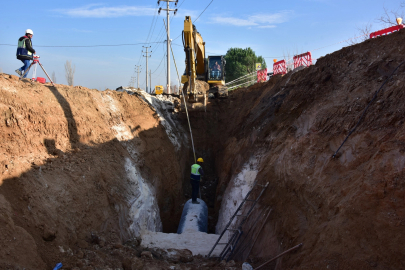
left=180, top=16, right=228, bottom=111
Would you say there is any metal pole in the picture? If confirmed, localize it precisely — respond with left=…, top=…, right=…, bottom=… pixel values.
left=135, top=65, right=141, bottom=89
left=253, top=243, right=303, bottom=270
left=38, top=62, right=55, bottom=86
left=242, top=208, right=272, bottom=261
left=143, top=47, right=151, bottom=92
left=167, top=1, right=170, bottom=94
left=159, top=0, right=177, bottom=93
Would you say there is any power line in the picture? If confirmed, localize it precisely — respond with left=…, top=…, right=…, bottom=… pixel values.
left=152, top=54, right=166, bottom=74
left=194, top=0, right=214, bottom=22
left=178, top=0, right=186, bottom=8
left=172, top=0, right=213, bottom=41
left=144, top=3, right=160, bottom=45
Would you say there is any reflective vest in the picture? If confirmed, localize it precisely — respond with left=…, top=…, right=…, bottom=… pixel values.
left=191, top=164, right=201, bottom=176
left=16, top=37, right=33, bottom=59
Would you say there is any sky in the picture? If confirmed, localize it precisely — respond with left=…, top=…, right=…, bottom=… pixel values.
left=0, top=0, right=404, bottom=91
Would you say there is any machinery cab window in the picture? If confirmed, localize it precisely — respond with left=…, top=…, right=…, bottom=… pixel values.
left=208, top=56, right=223, bottom=80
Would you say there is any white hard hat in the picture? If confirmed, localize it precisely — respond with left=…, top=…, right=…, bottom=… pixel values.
left=26, top=29, right=34, bottom=35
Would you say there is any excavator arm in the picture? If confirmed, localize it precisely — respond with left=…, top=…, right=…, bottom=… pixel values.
left=182, top=16, right=206, bottom=95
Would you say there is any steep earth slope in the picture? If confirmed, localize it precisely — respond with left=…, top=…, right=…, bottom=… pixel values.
left=0, top=78, right=189, bottom=269
left=206, top=29, right=405, bottom=269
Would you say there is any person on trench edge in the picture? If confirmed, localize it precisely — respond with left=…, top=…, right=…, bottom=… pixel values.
left=190, top=158, right=205, bottom=204
left=16, top=29, right=36, bottom=78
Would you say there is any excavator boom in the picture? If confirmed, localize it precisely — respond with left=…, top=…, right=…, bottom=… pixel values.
left=180, top=16, right=228, bottom=111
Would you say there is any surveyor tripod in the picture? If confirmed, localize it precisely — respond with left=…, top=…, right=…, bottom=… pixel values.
left=20, top=55, right=55, bottom=86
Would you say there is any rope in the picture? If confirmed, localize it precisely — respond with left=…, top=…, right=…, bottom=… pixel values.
left=164, top=19, right=197, bottom=163
left=332, top=60, right=405, bottom=158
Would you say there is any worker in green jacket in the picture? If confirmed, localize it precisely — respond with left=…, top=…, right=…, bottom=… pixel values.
left=16, top=29, right=36, bottom=78
left=190, top=158, right=205, bottom=204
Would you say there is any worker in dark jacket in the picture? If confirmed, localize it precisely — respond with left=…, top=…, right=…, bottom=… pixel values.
left=190, top=158, right=205, bottom=204
left=16, top=29, right=36, bottom=78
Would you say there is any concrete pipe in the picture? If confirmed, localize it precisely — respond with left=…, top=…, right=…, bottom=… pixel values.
left=177, top=199, right=208, bottom=234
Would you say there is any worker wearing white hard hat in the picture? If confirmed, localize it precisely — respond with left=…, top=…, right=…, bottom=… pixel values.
left=15, top=29, right=36, bottom=78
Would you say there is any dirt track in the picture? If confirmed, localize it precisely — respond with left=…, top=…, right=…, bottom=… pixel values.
left=1, top=28, right=405, bottom=269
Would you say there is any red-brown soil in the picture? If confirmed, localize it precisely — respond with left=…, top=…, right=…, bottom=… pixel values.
left=195, top=29, right=405, bottom=269
left=1, top=27, right=405, bottom=270
left=0, top=78, right=190, bottom=269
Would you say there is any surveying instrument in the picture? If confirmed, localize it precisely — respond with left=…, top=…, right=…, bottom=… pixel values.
left=20, top=55, right=55, bottom=86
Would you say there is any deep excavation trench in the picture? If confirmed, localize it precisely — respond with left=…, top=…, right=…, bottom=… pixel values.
left=1, top=28, right=405, bottom=269
left=177, top=29, right=405, bottom=269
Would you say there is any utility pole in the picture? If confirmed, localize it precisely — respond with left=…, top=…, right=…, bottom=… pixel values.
left=131, top=76, right=136, bottom=88
left=150, top=70, right=152, bottom=94
left=142, top=46, right=151, bottom=92
left=135, top=65, right=141, bottom=89
left=159, top=0, right=178, bottom=94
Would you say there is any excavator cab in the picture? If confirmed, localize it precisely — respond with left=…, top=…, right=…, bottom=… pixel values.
left=207, top=56, right=226, bottom=83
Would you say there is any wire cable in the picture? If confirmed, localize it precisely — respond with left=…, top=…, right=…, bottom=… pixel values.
left=152, top=54, right=166, bottom=74
left=172, top=0, right=213, bottom=41
left=144, top=3, right=159, bottom=45
left=194, top=0, right=214, bottom=22
left=332, top=60, right=405, bottom=158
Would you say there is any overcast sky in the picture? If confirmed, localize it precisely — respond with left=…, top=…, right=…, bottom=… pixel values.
left=0, top=0, right=403, bottom=90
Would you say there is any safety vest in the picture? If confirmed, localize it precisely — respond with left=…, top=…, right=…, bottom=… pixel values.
left=16, top=37, right=33, bottom=59
left=191, top=164, right=201, bottom=176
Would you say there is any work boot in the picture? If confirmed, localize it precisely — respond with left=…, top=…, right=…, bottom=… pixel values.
left=192, top=200, right=200, bottom=204
left=15, top=69, right=22, bottom=76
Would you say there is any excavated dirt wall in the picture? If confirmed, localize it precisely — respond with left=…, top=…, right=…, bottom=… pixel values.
left=1, top=27, right=405, bottom=270
left=0, top=78, right=188, bottom=268
left=200, top=29, right=405, bottom=269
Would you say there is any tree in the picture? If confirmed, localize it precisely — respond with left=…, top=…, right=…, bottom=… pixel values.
left=51, top=71, right=57, bottom=84
left=348, top=23, right=373, bottom=45
left=377, top=2, right=405, bottom=27
left=224, top=47, right=267, bottom=83
left=65, top=60, right=75, bottom=86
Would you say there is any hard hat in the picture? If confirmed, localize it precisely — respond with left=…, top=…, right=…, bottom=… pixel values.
left=26, top=29, right=34, bottom=35
left=197, top=158, right=204, bottom=162
left=397, top=18, right=403, bottom=25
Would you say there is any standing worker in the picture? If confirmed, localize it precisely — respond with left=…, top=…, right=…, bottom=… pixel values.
left=15, top=29, right=36, bottom=78
left=190, top=158, right=205, bottom=204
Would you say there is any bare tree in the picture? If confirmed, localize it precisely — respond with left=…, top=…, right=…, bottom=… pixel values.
left=51, top=71, right=57, bottom=84
left=377, top=3, right=405, bottom=27
left=283, top=50, right=294, bottom=72
left=348, top=23, right=373, bottom=45
left=64, top=60, right=75, bottom=86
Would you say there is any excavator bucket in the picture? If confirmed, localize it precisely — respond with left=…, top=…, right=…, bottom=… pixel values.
left=179, top=80, right=209, bottom=112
